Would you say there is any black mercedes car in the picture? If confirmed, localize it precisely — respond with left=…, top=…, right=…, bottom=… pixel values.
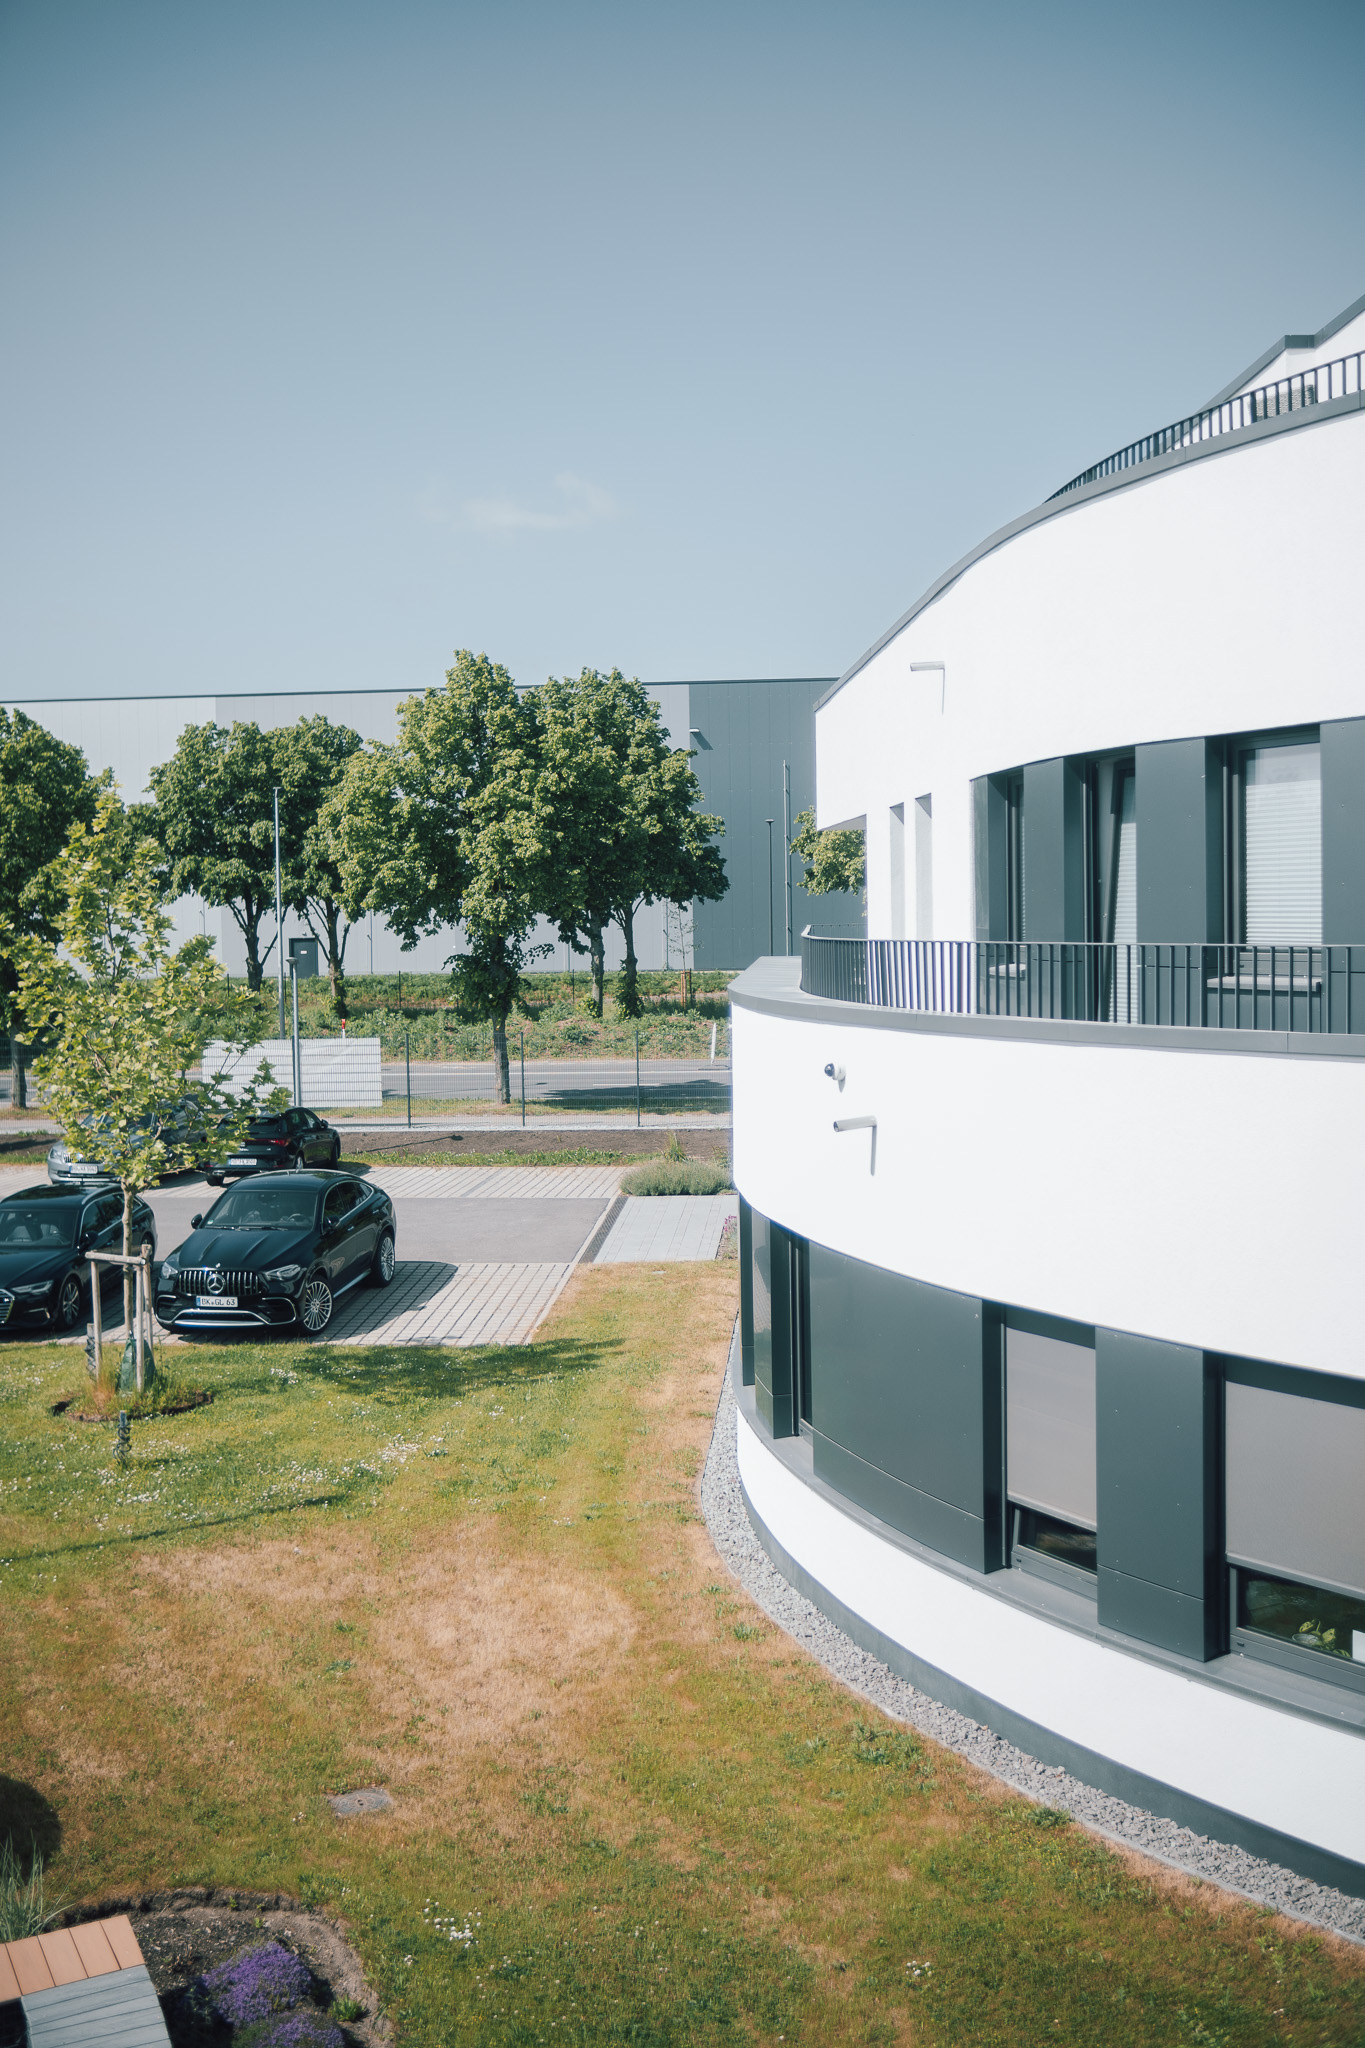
left=155, top=1171, right=395, bottom=1337
left=207, top=1107, right=342, bottom=1184
left=0, top=1186, right=157, bottom=1332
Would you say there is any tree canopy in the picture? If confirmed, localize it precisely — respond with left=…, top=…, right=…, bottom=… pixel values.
left=328, top=651, right=547, bottom=1101
left=274, top=715, right=364, bottom=1015
left=148, top=721, right=284, bottom=991
left=528, top=669, right=726, bottom=1016
left=789, top=807, right=866, bottom=898
left=0, top=708, right=101, bottom=1034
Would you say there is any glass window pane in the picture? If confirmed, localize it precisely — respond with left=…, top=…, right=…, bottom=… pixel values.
left=1226, top=1379, right=1365, bottom=1601
left=1243, top=740, right=1321, bottom=943
left=1006, top=1318, right=1097, bottom=1529
left=1238, top=1567, right=1365, bottom=1667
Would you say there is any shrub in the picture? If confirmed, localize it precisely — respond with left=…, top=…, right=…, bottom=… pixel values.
left=194, top=1942, right=312, bottom=2027
left=0, top=1837, right=60, bottom=1942
left=620, top=1159, right=733, bottom=1196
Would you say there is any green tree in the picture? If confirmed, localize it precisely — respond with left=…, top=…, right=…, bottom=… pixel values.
left=328, top=651, right=546, bottom=1102
left=0, top=709, right=101, bottom=1102
left=529, top=670, right=726, bottom=1017
left=789, top=807, right=866, bottom=898
left=148, top=721, right=283, bottom=991
left=2, top=796, right=278, bottom=1372
left=274, top=716, right=364, bottom=1017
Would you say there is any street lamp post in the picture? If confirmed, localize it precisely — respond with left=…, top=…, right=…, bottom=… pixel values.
left=766, top=820, right=775, bottom=955
left=273, top=786, right=285, bottom=1037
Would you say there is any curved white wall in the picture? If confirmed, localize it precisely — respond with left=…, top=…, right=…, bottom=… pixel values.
left=732, top=993, right=1365, bottom=1382
left=817, top=410, right=1365, bottom=944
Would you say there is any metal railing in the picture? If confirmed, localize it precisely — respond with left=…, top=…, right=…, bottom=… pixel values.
left=800, top=932, right=1365, bottom=1035
left=1049, top=347, right=1365, bottom=500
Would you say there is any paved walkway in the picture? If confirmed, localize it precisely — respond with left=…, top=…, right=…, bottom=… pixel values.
left=328, top=1259, right=573, bottom=1345
left=593, top=1193, right=738, bottom=1262
left=367, top=1164, right=625, bottom=1199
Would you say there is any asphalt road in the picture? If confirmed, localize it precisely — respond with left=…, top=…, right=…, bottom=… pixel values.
left=144, top=1189, right=607, bottom=1266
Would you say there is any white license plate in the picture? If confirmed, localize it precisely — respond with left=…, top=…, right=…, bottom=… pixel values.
left=195, top=1294, right=238, bottom=1308
left=72, top=1163, right=102, bottom=1176
left=227, top=1157, right=256, bottom=1168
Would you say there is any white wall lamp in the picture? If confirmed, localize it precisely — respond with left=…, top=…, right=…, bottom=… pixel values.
left=833, top=1115, right=876, bottom=1132
left=823, top=1061, right=846, bottom=1085
left=910, top=660, right=946, bottom=713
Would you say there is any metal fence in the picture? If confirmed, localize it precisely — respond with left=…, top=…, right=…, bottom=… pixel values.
left=1049, top=345, right=1365, bottom=500
left=801, top=932, right=1365, bottom=1035
left=381, top=1029, right=732, bottom=1124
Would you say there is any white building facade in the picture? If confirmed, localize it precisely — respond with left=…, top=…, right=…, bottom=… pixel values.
left=730, top=292, right=1365, bottom=1893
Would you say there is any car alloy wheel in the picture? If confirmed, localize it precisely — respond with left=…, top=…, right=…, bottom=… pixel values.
left=299, top=1274, right=334, bottom=1335
left=56, top=1273, right=83, bottom=1330
left=371, top=1231, right=396, bottom=1287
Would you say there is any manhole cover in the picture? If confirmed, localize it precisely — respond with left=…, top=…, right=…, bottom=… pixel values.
left=327, top=1786, right=393, bottom=1817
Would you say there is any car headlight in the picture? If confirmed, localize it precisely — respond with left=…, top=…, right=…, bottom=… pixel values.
left=12, top=1281, right=54, bottom=1299
left=48, top=1141, right=69, bottom=1160
left=158, top=1255, right=180, bottom=1282
left=261, top=1262, right=304, bottom=1287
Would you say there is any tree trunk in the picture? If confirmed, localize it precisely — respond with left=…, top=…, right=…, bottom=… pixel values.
left=9, top=1038, right=26, bottom=1112
left=244, top=915, right=265, bottom=993
left=325, top=901, right=348, bottom=1019
left=492, top=1012, right=511, bottom=1104
left=121, top=1185, right=134, bottom=1357
left=588, top=921, right=605, bottom=1017
left=617, top=904, right=641, bottom=1018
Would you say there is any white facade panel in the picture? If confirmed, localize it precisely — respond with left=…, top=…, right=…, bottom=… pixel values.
left=731, top=996, right=1365, bottom=1384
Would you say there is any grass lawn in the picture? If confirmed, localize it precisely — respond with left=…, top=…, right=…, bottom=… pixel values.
left=1, top=1267, right=1362, bottom=2046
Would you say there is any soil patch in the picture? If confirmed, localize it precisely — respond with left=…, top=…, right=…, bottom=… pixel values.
left=61, top=1893, right=387, bottom=2048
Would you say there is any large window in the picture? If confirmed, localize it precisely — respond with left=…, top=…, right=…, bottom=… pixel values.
left=1006, top=1311, right=1096, bottom=1585
left=1233, top=733, right=1322, bottom=944
left=1226, top=1371, right=1365, bottom=1684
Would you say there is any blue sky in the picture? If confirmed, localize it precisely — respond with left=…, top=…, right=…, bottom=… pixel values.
left=3, top=0, right=1363, bottom=700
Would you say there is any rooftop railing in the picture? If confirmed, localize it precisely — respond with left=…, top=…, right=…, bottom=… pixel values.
left=800, top=933, right=1365, bottom=1035
left=1049, top=347, right=1365, bottom=500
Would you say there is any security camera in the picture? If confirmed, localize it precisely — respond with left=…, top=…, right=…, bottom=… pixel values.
left=823, top=1062, right=846, bottom=1083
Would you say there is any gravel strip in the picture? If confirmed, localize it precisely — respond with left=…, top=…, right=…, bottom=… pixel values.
left=700, top=1356, right=1365, bottom=1945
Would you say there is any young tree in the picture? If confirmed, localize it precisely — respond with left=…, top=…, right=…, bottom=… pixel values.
left=789, top=807, right=866, bottom=897
left=148, top=721, right=283, bottom=991
left=327, top=651, right=545, bottom=1103
left=0, top=709, right=101, bottom=1103
left=274, top=716, right=364, bottom=1016
left=528, top=670, right=727, bottom=1017
left=2, top=797, right=278, bottom=1370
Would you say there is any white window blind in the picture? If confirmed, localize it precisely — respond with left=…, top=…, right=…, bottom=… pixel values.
left=1109, top=768, right=1137, bottom=1020
left=1226, top=1380, right=1365, bottom=1601
left=1006, top=1319, right=1097, bottom=1529
left=1244, top=741, right=1322, bottom=944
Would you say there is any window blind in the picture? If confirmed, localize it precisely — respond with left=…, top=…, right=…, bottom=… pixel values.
left=1243, top=741, right=1322, bottom=944
left=1006, top=1319, right=1097, bottom=1529
left=1226, top=1379, right=1365, bottom=1601
left=1109, top=768, right=1137, bottom=1020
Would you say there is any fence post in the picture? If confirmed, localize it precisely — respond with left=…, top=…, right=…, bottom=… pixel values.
left=635, top=1026, right=641, bottom=1130
left=520, top=1029, right=526, bottom=1128
left=405, top=1028, right=412, bottom=1129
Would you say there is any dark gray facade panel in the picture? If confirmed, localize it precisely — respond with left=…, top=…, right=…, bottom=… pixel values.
left=1321, top=716, right=1365, bottom=942
left=807, top=1241, right=1002, bottom=1572
left=751, top=1208, right=775, bottom=1430
left=973, top=777, right=1007, bottom=940
left=752, top=1213, right=797, bottom=1438
left=813, top=1435, right=991, bottom=1571
left=1097, top=1329, right=1222, bottom=1660
left=1021, top=756, right=1086, bottom=939
left=1134, top=737, right=1223, bottom=941
left=739, top=1197, right=755, bottom=1386
left=686, top=678, right=863, bottom=969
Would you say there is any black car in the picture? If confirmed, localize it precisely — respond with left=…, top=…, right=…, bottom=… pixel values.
left=0, top=1186, right=158, bottom=1332
left=208, top=1107, right=342, bottom=1184
left=155, top=1171, right=395, bottom=1337
left=47, top=1097, right=209, bottom=1187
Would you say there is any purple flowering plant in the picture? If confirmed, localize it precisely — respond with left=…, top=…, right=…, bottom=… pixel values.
left=237, top=2014, right=345, bottom=2048
left=193, top=1942, right=313, bottom=2028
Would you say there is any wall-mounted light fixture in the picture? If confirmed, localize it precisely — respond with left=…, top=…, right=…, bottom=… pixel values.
left=823, top=1062, right=845, bottom=1083
left=833, top=1115, right=876, bottom=1133
left=688, top=727, right=712, bottom=750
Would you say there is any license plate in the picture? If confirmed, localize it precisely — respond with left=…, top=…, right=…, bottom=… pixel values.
left=195, top=1294, right=238, bottom=1308
left=227, top=1157, right=256, bottom=1168
left=72, top=1163, right=102, bottom=1176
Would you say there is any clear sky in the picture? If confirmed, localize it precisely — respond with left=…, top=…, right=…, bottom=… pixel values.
left=3, top=0, right=1363, bottom=701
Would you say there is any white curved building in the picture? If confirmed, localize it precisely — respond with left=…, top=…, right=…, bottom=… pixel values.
left=730, top=292, right=1365, bottom=1895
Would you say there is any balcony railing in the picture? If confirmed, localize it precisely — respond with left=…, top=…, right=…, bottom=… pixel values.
left=1048, top=346, right=1365, bottom=500
left=800, top=933, right=1365, bottom=1035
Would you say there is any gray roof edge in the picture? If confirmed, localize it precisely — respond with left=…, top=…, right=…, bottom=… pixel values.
left=1203, top=288, right=1365, bottom=409
left=817, top=384, right=1365, bottom=713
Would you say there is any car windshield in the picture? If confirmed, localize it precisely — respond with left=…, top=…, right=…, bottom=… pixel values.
left=204, top=1184, right=317, bottom=1231
left=0, top=1207, right=75, bottom=1249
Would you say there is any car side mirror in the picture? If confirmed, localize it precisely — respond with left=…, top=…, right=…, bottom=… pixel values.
left=190, top=1213, right=204, bottom=1231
